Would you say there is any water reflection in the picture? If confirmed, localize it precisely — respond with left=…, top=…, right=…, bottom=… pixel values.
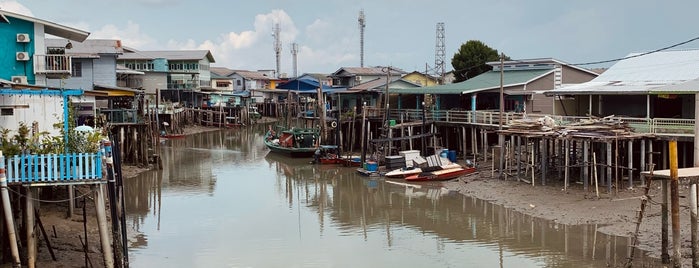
left=125, top=127, right=661, bottom=267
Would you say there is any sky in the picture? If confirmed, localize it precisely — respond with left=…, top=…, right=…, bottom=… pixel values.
left=3, top=0, right=699, bottom=76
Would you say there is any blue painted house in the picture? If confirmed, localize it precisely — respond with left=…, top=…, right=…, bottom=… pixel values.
left=0, top=10, right=90, bottom=137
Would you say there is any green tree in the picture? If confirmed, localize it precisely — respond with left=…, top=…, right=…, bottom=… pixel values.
left=451, top=40, right=510, bottom=83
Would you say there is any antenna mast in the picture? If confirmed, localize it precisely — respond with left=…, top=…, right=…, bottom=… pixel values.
left=435, top=22, right=446, bottom=84
left=358, top=10, right=366, bottom=67
left=273, top=23, right=282, bottom=78
left=291, top=43, right=299, bottom=78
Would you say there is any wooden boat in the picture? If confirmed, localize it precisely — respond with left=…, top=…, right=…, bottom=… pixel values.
left=405, top=166, right=476, bottom=182
left=314, top=145, right=342, bottom=164
left=264, top=127, right=319, bottom=158
left=385, top=163, right=462, bottom=179
left=339, top=157, right=361, bottom=167
left=161, top=133, right=186, bottom=139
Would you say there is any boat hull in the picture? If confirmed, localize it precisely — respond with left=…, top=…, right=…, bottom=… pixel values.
left=405, top=166, right=476, bottom=181
left=264, top=127, right=319, bottom=158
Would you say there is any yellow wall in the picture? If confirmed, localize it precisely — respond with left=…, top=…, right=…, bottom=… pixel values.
left=403, top=73, right=437, bottom=87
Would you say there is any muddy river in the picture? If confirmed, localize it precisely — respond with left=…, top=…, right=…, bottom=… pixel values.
left=124, top=125, right=660, bottom=267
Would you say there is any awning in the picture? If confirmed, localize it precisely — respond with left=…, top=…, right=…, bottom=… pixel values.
left=93, top=84, right=141, bottom=97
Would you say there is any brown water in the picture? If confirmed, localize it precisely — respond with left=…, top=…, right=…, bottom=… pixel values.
left=124, top=125, right=661, bottom=267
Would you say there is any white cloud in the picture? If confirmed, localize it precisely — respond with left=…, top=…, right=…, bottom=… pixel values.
left=166, top=9, right=301, bottom=70
left=0, top=0, right=33, bottom=16
left=91, top=21, right=158, bottom=49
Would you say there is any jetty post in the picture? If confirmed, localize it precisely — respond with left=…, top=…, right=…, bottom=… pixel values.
left=669, top=140, right=680, bottom=267
left=0, top=152, right=21, bottom=267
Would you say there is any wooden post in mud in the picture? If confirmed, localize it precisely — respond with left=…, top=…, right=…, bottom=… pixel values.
left=26, top=187, right=36, bottom=268
left=628, top=140, right=633, bottom=188
left=564, top=139, right=569, bottom=191
left=691, top=182, right=698, bottom=268
left=593, top=152, right=599, bottom=198
left=669, top=140, right=681, bottom=267
left=0, top=152, right=20, bottom=267
left=94, top=185, right=114, bottom=268
left=541, top=139, right=547, bottom=185
left=607, top=141, right=613, bottom=194
left=360, top=104, right=367, bottom=164
left=583, top=141, right=589, bottom=191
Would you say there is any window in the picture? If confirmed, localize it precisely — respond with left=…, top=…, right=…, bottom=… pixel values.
left=236, top=80, right=241, bottom=86
left=0, top=108, right=13, bottom=116
left=72, top=62, right=82, bottom=77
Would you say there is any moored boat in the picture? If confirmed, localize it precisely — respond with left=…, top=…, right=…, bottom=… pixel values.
left=405, top=166, right=476, bottom=182
left=264, top=126, right=319, bottom=158
left=385, top=163, right=462, bottom=179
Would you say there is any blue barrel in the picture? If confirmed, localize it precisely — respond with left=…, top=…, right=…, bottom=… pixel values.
left=440, top=149, right=448, bottom=158
left=366, top=161, right=378, bottom=171
left=448, top=150, right=457, bottom=163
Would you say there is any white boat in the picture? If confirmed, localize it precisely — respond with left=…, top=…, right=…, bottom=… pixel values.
left=385, top=163, right=461, bottom=179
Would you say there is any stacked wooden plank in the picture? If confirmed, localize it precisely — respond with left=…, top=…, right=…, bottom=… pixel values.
left=556, top=115, right=635, bottom=138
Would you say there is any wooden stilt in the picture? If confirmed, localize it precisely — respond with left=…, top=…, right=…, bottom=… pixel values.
left=607, top=141, right=613, bottom=194
left=541, top=139, right=547, bottom=185
left=0, top=152, right=20, bottom=267
left=669, top=140, right=681, bottom=267
left=94, top=185, right=115, bottom=268
left=690, top=183, right=698, bottom=268
left=628, top=140, right=634, bottom=188
left=583, top=141, right=589, bottom=191
left=593, top=152, right=599, bottom=198
left=27, top=187, right=36, bottom=268
left=564, top=139, right=569, bottom=191
left=662, top=179, right=670, bottom=263
left=640, top=139, right=646, bottom=183
left=68, top=185, right=74, bottom=218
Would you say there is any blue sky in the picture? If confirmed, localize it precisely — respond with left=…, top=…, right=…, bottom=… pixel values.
left=3, top=0, right=699, bottom=75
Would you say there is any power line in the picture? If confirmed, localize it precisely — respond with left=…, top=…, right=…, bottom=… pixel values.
left=571, top=35, right=699, bottom=66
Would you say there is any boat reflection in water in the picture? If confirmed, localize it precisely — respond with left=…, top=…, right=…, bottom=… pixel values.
left=264, top=152, right=660, bottom=268
left=124, top=127, right=661, bottom=267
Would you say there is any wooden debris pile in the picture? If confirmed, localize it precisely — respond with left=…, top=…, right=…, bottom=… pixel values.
left=507, top=115, right=639, bottom=138
left=508, top=116, right=557, bottom=132
left=556, top=115, right=635, bottom=137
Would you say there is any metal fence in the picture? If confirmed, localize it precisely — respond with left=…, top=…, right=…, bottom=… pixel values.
left=375, top=108, right=695, bottom=137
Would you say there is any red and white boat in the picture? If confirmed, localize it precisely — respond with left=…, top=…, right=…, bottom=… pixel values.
left=385, top=163, right=462, bottom=179
left=404, top=166, right=476, bottom=182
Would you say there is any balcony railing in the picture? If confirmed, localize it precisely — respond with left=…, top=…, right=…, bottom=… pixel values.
left=34, top=54, right=72, bottom=75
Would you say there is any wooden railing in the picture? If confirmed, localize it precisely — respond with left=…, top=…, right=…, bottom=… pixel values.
left=368, top=107, right=695, bottom=137
left=5, top=153, right=103, bottom=184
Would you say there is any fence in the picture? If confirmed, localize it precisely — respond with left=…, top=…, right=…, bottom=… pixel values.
left=5, top=152, right=103, bottom=184
left=378, top=107, right=696, bottom=137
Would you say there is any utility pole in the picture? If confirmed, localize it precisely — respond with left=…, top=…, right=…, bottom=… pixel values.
left=435, top=22, right=445, bottom=84
left=291, top=43, right=299, bottom=78
left=273, top=23, right=282, bottom=78
left=358, top=10, right=366, bottom=67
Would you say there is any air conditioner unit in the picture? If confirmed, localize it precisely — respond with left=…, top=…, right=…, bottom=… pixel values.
left=355, top=76, right=362, bottom=82
left=16, top=52, right=29, bottom=61
left=16, top=33, right=30, bottom=43
left=11, top=76, right=27, bottom=84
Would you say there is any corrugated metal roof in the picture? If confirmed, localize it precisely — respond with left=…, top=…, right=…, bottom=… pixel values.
left=331, top=67, right=404, bottom=77
left=0, top=10, right=89, bottom=42
left=548, top=49, right=699, bottom=95
left=119, top=50, right=215, bottom=62
left=46, top=39, right=123, bottom=55
left=233, top=70, right=272, bottom=80
left=396, top=69, right=552, bottom=94
left=211, top=67, right=237, bottom=77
